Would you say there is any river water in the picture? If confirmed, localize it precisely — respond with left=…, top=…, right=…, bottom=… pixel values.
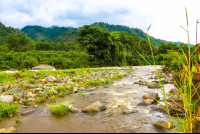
left=0, top=65, right=175, bottom=133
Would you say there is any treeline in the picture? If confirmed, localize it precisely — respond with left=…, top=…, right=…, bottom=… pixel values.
left=0, top=22, right=196, bottom=71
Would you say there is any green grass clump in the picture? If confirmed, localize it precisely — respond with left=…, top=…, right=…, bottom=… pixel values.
left=87, top=79, right=94, bottom=86
left=79, top=92, right=85, bottom=96
left=28, top=78, right=35, bottom=84
left=0, top=102, right=19, bottom=119
left=56, top=85, right=66, bottom=93
left=36, top=94, right=46, bottom=103
left=71, top=78, right=78, bottom=82
left=49, top=89, right=55, bottom=96
left=50, top=102, right=70, bottom=116
left=49, top=95, right=57, bottom=103
left=112, top=73, right=124, bottom=80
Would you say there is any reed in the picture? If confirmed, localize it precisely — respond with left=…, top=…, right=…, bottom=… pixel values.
left=138, top=7, right=200, bottom=133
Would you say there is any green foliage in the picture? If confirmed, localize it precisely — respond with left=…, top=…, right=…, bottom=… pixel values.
left=0, top=102, right=19, bottom=119
left=49, top=89, right=55, bottom=96
left=49, top=95, right=57, bottom=103
left=28, top=78, right=35, bottom=84
left=36, top=94, right=47, bottom=103
left=71, top=78, right=78, bottom=82
left=87, top=79, right=94, bottom=86
left=56, top=85, right=66, bottom=93
left=50, top=102, right=70, bottom=116
left=79, top=92, right=85, bottom=96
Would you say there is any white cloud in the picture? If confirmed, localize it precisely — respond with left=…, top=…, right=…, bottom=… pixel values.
left=0, top=0, right=200, bottom=44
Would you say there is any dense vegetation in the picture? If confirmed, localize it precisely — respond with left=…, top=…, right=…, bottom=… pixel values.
left=0, top=22, right=196, bottom=71
left=21, top=22, right=184, bottom=47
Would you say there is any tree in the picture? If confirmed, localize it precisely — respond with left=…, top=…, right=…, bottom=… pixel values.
left=77, top=25, right=110, bottom=62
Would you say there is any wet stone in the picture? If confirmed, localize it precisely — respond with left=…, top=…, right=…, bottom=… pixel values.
left=137, top=102, right=153, bottom=106
left=20, top=109, right=38, bottom=116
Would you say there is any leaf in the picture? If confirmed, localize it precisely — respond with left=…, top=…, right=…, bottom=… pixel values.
left=195, top=44, right=200, bottom=55
left=168, top=122, right=171, bottom=128
left=194, top=60, right=200, bottom=72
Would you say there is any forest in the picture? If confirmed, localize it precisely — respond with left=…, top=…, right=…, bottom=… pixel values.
left=0, top=22, right=196, bottom=71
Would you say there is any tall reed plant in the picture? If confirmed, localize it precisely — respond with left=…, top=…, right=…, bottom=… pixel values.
left=137, top=7, right=200, bottom=133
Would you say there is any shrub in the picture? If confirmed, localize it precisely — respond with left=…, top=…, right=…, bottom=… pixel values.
left=0, top=102, right=19, bottom=119
left=28, top=78, right=35, bottom=84
left=56, top=85, right=66, bottom=93
left=36, top=94, right=46, bottom=103
left=50, top=102, right=70, bottom=116
left=71, top=78, right=78, bottom=82
left=87, top=79, right=94, bottom=86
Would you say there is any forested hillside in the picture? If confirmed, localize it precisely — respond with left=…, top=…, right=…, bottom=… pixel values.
left=21, top=22, right=183, bottom=46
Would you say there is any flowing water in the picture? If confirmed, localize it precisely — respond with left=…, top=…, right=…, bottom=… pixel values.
left=0, top=65, right=175, bottom=133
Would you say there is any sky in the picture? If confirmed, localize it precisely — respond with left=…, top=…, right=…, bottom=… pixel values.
left=0, top=0, right=200, bottom=45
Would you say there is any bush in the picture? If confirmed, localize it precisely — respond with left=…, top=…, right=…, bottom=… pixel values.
left=36, top=94, right=47, bottom=103
left=87, top=79, right=94, bottom=86
left=56, top=85, right=66, bottom=93
left=28, top=78, right=35, bottom=84
left=0, top=102, right=19, bottom=119
left=50, top=102, right=70, bottom=116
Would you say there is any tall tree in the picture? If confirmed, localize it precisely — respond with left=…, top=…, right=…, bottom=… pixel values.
left=77, top=25, right=110, bottom=62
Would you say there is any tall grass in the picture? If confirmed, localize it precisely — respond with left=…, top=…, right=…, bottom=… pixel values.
left=138, top=7, right=200, bottom=133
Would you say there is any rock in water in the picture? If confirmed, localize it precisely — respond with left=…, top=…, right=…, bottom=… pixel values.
left=153, top=119, right=174, bottom=129
left=70, top=107, right=80, bottom=113
left=0, top=95, right=14, bottom=104
left=81, top=101, right=106, bottom=113
left=20, top=109, right=38, bottom=116
left=142, top=92, right=160, bottom=103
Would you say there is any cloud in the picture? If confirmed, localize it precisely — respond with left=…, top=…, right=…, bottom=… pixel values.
left=0, top=0, right=200, bottom=44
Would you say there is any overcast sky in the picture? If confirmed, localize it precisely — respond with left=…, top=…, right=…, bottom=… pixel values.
left=0, top=0, right=200, bottom=45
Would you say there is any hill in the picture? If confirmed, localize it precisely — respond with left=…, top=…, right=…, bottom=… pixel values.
left=21, top=22, right=183, bottom=47
left=0, top=22, right=35, bottom=46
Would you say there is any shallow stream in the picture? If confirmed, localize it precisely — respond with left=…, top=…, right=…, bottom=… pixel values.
left=0, top=65, right=175, bottom=133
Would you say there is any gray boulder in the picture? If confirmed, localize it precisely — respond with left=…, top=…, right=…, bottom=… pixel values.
left=20, top=109, right=38, bottom=116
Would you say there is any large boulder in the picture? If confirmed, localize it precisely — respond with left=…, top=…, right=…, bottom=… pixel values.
left=142, top=92, right=160, bottom=103
left=153, top=119, right=174, bottom=129
left=31, top=64, right=56, bottom=71
left=0, top=95, right=14, bottom=104
left=81, top=101, right=106, bottom=113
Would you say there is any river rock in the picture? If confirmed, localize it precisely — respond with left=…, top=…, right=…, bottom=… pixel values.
left=70, top=107, right=80, bottom=113
left=20, top=109, right=38, bottom=116
left=81, top=101, right=106, bottom=113
left=46, top=76, right=57, bottom=82
left=56, top=79, right=63, bottom=83
left=147, top=83, right=160, bottom=89
left=153, top=119, right=174, bottom=129
left=27, top=92, right=37, bottom=98
left=73, top=87, right=78, bottom=93
left=167, top=95, right=183, bottom=102
left=30, top=75, right=39, bottom=79
left=8, top=88, right=22, bottom=94
left=0, top=95, right=14, bottom=104
left=121, top=109, right=138, bottom=114
left=137, top=102, right=153, bottom=106
left=3, top=83, right=10, bottom=89
left=0, top=127, right=16, bottom=133
left=142, top=92, right=160, bottom=103
left=166, top=87, right=179, bottom=96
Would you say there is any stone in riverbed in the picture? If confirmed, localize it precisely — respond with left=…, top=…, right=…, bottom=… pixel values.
left=46, top=76, right=57, bottom=82
left=70, top=107, right=80, bottom=113
left=0, top=95, right=14, bottom=104
left=81, top=101, right=106, bottom=113
left=137, top=102, right=153, bottom=106
left=20, top=109, right=38, bottom=116
left=147, top=83, right=160, bottom=89
left=121, top=109, right=138, bottom=114
left=142, top=92, right=160, bottom=103
left=153, top=119, right=174, bottom=129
